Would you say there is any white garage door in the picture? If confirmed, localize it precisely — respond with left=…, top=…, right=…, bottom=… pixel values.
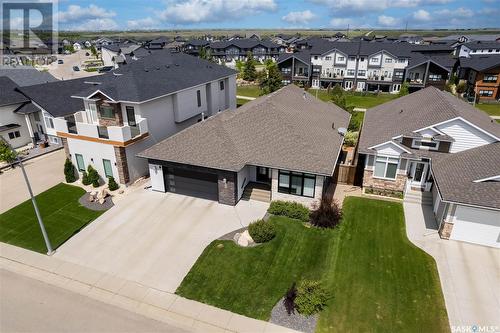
left=450, top=205, right=500, bottom=248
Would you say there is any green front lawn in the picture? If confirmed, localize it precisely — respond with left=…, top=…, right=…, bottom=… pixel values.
left=308, top=89, right=398, bottom=109
left=236, top=85, right=262, bottom=98
left=0, top=183, right=104, bottom=253
left=476, top=103, right=500, bottom=117
left=177, top=197, right=449, bottom=332
left=237, top=98, right=250, bottom=107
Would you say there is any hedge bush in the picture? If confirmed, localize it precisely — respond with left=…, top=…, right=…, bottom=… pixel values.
left=268, top=200, right=310, bottom=222
left=248, top=219, right=276, bottom=243
left=64, top=158, right=76, bottom=183
left=81, top=171, right=91, bottom=185
left=86, top=165, right=100, bottom=188
left=108, top=176, right=119, bottom=191
left=294, top=280, right=329, bottom=316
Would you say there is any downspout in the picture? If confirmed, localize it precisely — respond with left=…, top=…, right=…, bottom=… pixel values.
left=423, top=60, right=431, bottom=87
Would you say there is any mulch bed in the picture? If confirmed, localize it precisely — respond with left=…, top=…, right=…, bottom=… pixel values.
left=269, top=297, right=318, bottom=333
left=78, top=193, right=114, bottom=211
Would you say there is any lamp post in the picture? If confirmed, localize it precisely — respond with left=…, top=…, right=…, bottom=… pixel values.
left=0, top=137, right=53, bottom=254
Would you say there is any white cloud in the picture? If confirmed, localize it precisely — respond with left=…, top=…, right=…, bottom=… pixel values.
left=312, top=0, right=454, bottom=14
left=73, top=18, right=118, bottom=31
left=329, top=17, right=355, bottom=28
left=159, top=0, right=277, bottom=24
left=377, top=15, right=399, bottom=26
left=435, top=7, right=473, bottom=17
left=413, top=9, right=431, bottom=21
left=58, top=4, right=116, bottom=23
left=282, top=10, right=316, bottom=25
left=127, top=17, right=159, bottom=30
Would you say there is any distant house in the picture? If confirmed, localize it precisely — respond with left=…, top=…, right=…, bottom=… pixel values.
left=208, top=38, right=284, bottom=66
left=458, top=55, right=500, bottom=101
left=101, top=43, right=141, bottom=68
left=183, top=40, right=210, bottom=57
left=457, top=41, right=500, bottom=58
left=404, top=54, right=456, bottom=91
left=147, top=37, right=170, bottom=49
left=358, top=86, right=500, bottom=248
left=139, top=85, right=350, bottom=207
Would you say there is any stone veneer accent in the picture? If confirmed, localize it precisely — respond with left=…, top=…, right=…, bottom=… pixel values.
left=61, top=137, right=70, bottom=158
left=97, top=100, right=123, bottom=127
left=217, top=171, right=237, bottom=206
left=362, top=169, right=406, bottom=192
left=114, top=146, right=129, bottom=184
left=438, top=221, right=454, bottom=239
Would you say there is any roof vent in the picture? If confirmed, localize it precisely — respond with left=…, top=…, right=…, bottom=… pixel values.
left=399, top=109, right=404, bottom=113
left=338, top=127, right=347, bottom=136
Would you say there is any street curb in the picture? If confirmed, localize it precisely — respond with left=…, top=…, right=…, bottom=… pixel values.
left=0, top=243, right=299, bottom=333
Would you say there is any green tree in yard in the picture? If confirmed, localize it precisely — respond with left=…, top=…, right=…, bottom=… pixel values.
left=242, top=52, right=257, bottom=81
left=107, top=176, right=119, bottom=191
left=0, top=139, right=17, bottom=165
left=398, top=82, right=409, bottom=97
left=330, top=84, right=353, bottom=112
left=258, top=62, right=282, bottom=95
left=235, top=59, right=244, bottom=76
left=199, top=47, right=212, bottom=61
left=90, top=45, right=98, bottom=59
left=64, top=45, right=75, bottom=53
left=64, top=158, right=76, bottom=183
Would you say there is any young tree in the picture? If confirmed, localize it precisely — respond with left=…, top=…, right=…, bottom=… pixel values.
left=330, top=84, right=351, bottom=111
left=0, top=139, right=17, bottom=166
left=64, top=158, right=76, bottom=183
left=90, top=45, right=98, bottom=59
left=242, top=52, right=257, bottom=81
left=199, top=47, right=212, bottom=61
left=398, top=82, right=409, bottom=97
left=259, top=62, right=283, bottom=95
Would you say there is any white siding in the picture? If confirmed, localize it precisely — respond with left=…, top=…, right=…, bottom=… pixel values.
left=67, top=138, right=119, bottom=182
left=373, top=142, right=405, bottom=156
left=149, top=163, right=165, bottom=192
left=451, top=205, right=500, bottom=248
left=436, top=119, right=496, bottom=153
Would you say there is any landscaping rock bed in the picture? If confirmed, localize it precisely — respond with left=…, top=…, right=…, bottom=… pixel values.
left=269, top=297, right=318, bottom=333
left=78, top=193, right=114, bottom=211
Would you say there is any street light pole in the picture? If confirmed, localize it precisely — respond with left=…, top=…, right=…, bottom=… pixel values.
left=1, top=137, right=53, bottom=254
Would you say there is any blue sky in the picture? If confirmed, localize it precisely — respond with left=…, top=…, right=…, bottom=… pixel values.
left=54, top=0, right=500, bottom=31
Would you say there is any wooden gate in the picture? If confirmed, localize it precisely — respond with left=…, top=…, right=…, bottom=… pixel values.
left=334, top=164, right=357, bottom=185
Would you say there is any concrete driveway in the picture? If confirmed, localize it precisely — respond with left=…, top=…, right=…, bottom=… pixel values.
left=55, top=188, right=269, bottom=293
left=46, top=50, right=102, bottom=80
left=404, top=202, right=500, bottom=329
left=0, top=149, right=65, bottom=213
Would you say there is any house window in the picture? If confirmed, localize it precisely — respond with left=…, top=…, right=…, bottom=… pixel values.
left=325, top=56, right=332, bottom=60
left=479, top=90, right=493, bottom=97
left=281, top=67, right=291, bottom=74
left=314, top=56, right=318, bottom=60
left=278, top=170, right=316, bottom=198
left=337, top=56, right=345, bottom=61
left=428, top=74, right=442, bottom=81
left=8, top=131, right=20, bottom=139
left=348, top=56, right=355, bottom=61
left=370, top=58, right=379, bottom=63
left=44, top=114, right=54, bottom=129
left=347, top=69, right=355, bottom=76
left=99, top=105, right=114, bottom=119
left=196, top=90, right=201, bottom=107
left=103, top=159, right=113, bottom=178
left=75, top=154, right=85, bottom=171
left=360, top=57, right=365, bottom=61
left=357, top=70, right=366, bottom=76
left=385, top=58, right=393, bottom=63
left=219, top=80, right=225, bottom=90
left=483, top=74, right=498, bottom=83
left=374, top=156, right=399, bottom=180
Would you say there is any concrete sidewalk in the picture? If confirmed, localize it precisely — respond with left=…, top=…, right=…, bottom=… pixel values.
left=403, top=202, right=500, bottom=329
left=0, top=243, right=299, bottom=333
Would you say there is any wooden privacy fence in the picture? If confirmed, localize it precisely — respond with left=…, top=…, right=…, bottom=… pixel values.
left=334, top=164, right=357, bottom=185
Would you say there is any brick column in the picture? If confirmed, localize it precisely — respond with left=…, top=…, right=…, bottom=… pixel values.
left=114, top=146, right=129, bottom=184
left=61, top=137, right=70, bottom=158
left=438, top=222, right=453, bottom=240
left=217, top=171, right=237, bottom=205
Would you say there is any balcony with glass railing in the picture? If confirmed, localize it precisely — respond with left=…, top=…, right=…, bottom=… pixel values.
left=54, top=111, right=148, bottom=144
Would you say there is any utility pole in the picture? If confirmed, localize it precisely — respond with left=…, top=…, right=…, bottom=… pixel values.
left=0, top=137, right=53, bottom=255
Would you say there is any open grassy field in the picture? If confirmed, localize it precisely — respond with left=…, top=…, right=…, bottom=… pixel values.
left=236, top=85, right=262, bottom=98
left=476, top=103, right=500, bottom=117
left=0, top=183, right=104, bottom=253
left=308, top=89, right=398, bottom=109
left=177, top=197, right=449, bottom=332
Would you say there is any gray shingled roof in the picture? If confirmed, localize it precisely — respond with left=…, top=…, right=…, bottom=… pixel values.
left=0, top=66, right=57, bottom=86
left=431, top=142, right=500, bottom=210
left=209, top=38, right=280, bottom=50
left=463, top=41, right=500, bottom=50
left=0, top=77, right=29, bottom=106
left=459, top=55, right=500, bottom=72
left=139, top=85, right=350, bottom=176
left=358, top=86, right=500, bottom=155
left=14, top=102, right=41, bottom=115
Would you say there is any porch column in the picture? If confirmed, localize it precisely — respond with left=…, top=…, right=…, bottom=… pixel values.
left=24, top=114, right=36, bottom=145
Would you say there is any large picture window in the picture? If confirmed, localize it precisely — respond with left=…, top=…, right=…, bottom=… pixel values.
left=99, top=105, right=114, bottom=119
left=278, top=170, right=316, bottom=198
left=75, top=154, right=85, bottom=171
left=374, top=156, right=399, bottom=180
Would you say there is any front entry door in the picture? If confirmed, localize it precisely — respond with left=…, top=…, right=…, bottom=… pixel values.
left=256, top=167, right=270, bottom=183
left=411, top=162, right=428, bottom=187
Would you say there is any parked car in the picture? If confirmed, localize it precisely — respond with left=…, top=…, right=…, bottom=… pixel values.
left=98, top=66, right=114, bottom=73
left=72, top=66, right=80, bottom=71
left=57, top=59, right=63, bottom=64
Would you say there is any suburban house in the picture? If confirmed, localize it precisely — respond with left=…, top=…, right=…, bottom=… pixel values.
left=358, top=86, right=500, bottom=248
left=101, top=43, right=141, bottom=68
left=458, top=55, right=500, bottom=101
left=208, top=39, right=284, bottom=66
left=0, top=68, right=57, bottom=148
left=183, top=40, right=210, bottom=57
left=277, top=40, right=456, bottom=93
left=20, top=50, right=237, bottom=185
left=139, top=85, right=350, bottom=207
left=457, top=41, right=500, bottom=58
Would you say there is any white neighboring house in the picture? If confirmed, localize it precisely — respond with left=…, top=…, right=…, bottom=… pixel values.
left=358, top=86, right=500, bottom=248
left=101, top=44, right=141, bottom=68
left=457, top=41, right=500, bottom=58
left=20, top=50, right=237, bottom=185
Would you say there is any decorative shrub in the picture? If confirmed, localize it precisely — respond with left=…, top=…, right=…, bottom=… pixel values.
left=283, top=282, right=297, bottom=315
left=268, top=201, right=310, bottom=222
left=81, top=171, right=91, bottom=185
left=108, top=176, right=119, bottom=191
left=310, top=196, right=342, bottom=229
left=63, top=158, right=76, bottom=183
left=248, top=219, right=276, bottom=243
left=86, top=165, right=100, bottom=188
left=294, top=280, right=329, bottom=316
left=344, top=131, right=359, bottom=147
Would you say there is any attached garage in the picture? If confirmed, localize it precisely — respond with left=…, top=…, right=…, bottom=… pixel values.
left=450, top=205, right=500, bottom=248
left=164, top=167, right=218, bottom=201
